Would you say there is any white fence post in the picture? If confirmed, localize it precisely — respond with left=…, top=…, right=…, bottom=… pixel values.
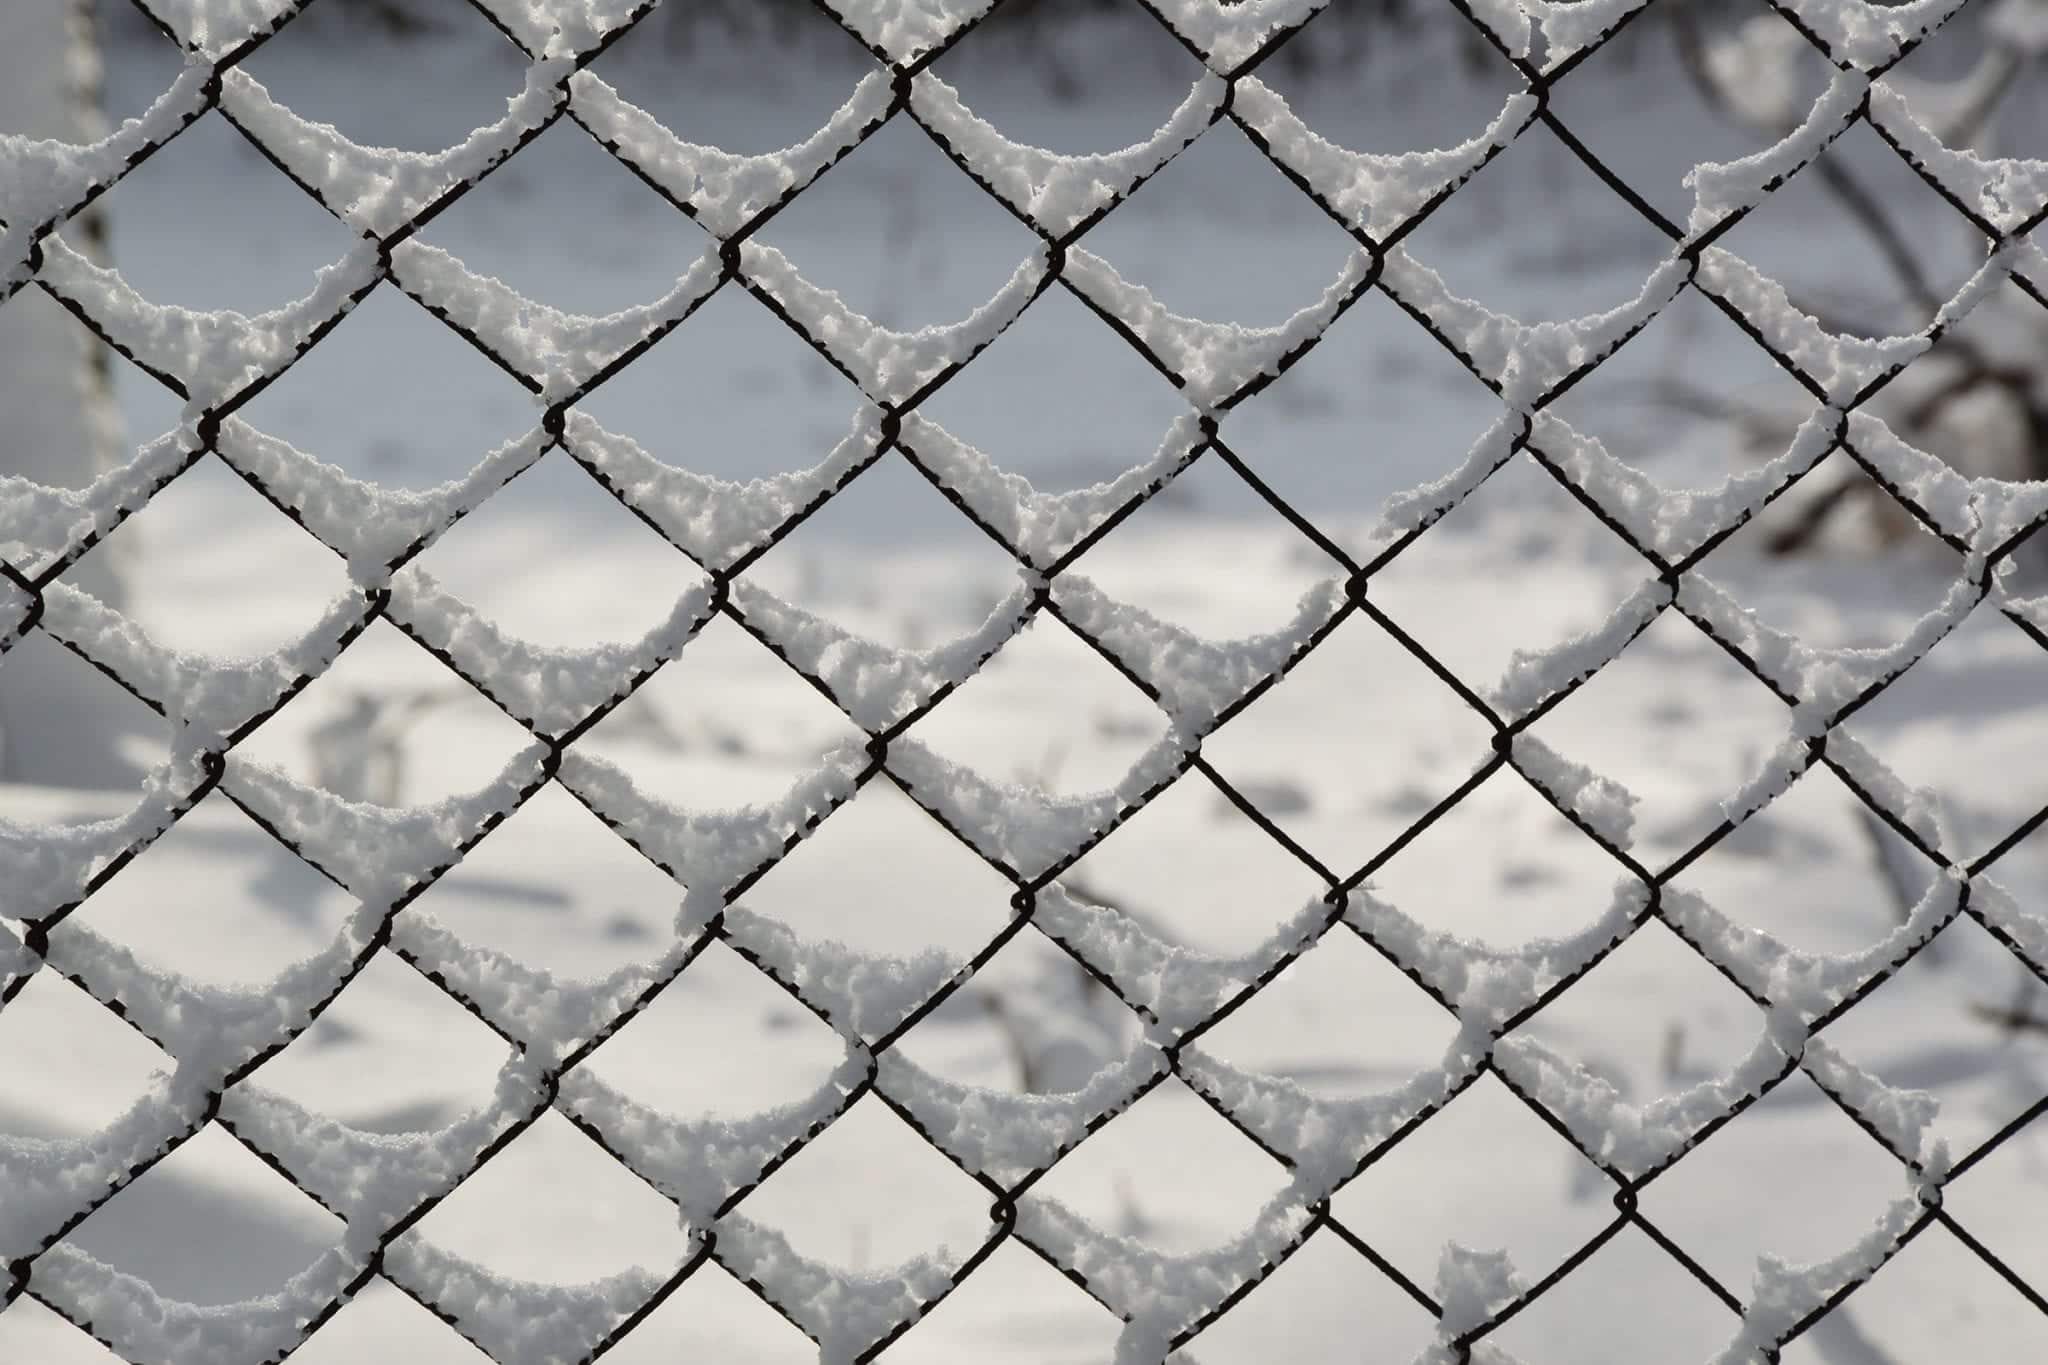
left=0, top=0, right=140, bottom=788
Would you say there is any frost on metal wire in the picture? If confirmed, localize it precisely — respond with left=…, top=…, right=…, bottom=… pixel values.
left=3, top=0, right=2048, bottom=1363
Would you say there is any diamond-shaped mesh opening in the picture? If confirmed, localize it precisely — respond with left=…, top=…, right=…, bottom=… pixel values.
left=1546, top=4, right=1836, bottom=228
left=229, top=283, right=540, bottom=488
left=887, top=926, right=1140, bottom=1093
left=61, top=1121, right=345, bottom=1305
left=740, top=449, right=1020, bottom=649
left=1668, top=760, right=1932, bottom=955
left=1030, top=1075, right=1291, bottom=1255
left=929, top=0, right=1206, bottom=150
left=1075, top=118, right=1364, bottom=323
left=908, top=612, right=1168, bottom=797
left=406, top=446, right=710, bottom=647
left=1328, top=1072, right=1614, bottom=1288
left=1192, top=926, right=1459, bottom=1092
left=233, top=617, right=535, bottom=804
left=1365, top=451, right=1660, bottom=691
left=1522, top=609, right=1793, bottom=861
left=68, top=789, right=356, bottom=985
left=397, top=781, right=679, bottom=980
left=414, top=116, right=716, bottom=317
left=0, top=969, right=175, bottom=1137
left=566, top=612, right=867, bottom=809
left=1692, top=453, right=1970, bottom=642
left=0, top=629, right=168, bottom=797
left=1638, top=1071, right=1913, bottom=1292
left=398, top=1107, right=691, bottom=1284
left=1507, top=916, right=1767, bottom=1113
left=1392, top=118, right=1675, bottom=324
left=1867, top=275, right=2048, bottom=478
left=572, top=285, right=867, bottom=483
left=911, top=287, right=1192, bottom=489
left=62, top=451, right=352, bottom=655
left=246, top=950, right=510, bottom=1131
left=1821, top=913, right=2048, bottom=1157
left=0, top=285, right=186, bottom=479
left=1363, top=763, right=1635, bottom=945
left=749, top=115, right=1045, bottom=329
left=1064, top=453, right=1344, bottom=637
left=736, top=1093, right=993, bottom=1271
left=1219, top=286, right=1506, bottom=520
left=1708, top=118, right=1988, bottom=338
left=574, top=938, right=851, bottom=1121
left=1837, top=604, right=2048, bottom=865
left=230, top=0, right=525, bottom=152
left=1199, top=611, right=1496, bottom=870
left=734, top=779, right=1014, bottom=960
left=76, top=110, right=361, bottom=315
left=1536, top=281, right=1824, bottom=488
left=1056, top=767, right=1329, bottom=956
left=581, top=0, right=878, bottom=152
left=1243, top=9, right=1526, bottom=163
left=1879, top=21, right=2048, bottom=203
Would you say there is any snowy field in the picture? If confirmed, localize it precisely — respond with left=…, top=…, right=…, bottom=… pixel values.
left=4, top=2, right=2048, bottom=1362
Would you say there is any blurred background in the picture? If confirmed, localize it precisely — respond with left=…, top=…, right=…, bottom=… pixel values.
left=3, top=1, right=2048, bottom=1361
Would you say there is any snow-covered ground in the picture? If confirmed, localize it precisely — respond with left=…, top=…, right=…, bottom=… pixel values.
left=4, top=3, right=2048, bottom=1362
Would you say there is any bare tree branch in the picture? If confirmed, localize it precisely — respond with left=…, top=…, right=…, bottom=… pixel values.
left=1970, top=1002, right=2048, bottom=1038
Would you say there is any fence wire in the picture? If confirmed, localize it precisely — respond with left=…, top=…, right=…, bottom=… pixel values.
left=3, top=0, right=2048, bottom=1361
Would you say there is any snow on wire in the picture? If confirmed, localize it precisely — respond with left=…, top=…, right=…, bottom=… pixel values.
left=3, top=0, right=2048, bottom=1362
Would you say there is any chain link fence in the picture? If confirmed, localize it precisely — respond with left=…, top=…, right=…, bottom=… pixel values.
left=4, top=0, right=2048, bottom=1360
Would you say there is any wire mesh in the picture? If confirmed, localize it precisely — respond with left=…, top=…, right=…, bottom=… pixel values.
left=3, top=0, right=2048, bottom=1361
